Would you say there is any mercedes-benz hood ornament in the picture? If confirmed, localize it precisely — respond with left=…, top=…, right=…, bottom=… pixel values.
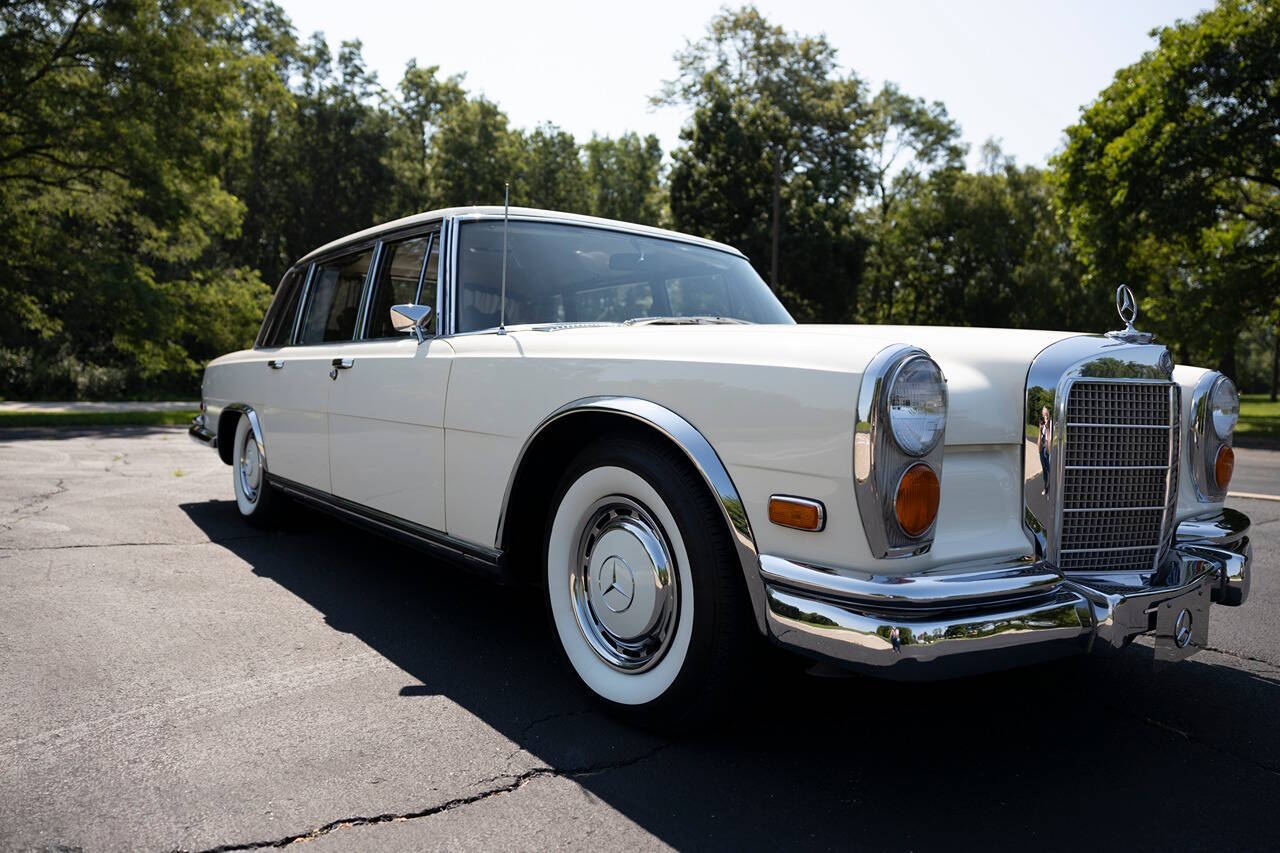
left=1106, top=284, right=1155, bottom=344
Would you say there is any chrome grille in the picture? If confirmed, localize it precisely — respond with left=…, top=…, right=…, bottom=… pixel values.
left=1058, top=381, right=1179, bottom=572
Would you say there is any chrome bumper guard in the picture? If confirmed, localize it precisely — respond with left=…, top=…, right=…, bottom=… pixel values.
left=762, top=508, right=1251, bottom=679
left=188, top=413, right=217, bottom=448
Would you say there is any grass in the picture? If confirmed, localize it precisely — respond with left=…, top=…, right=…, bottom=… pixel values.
left=0, top=410, right=198, bottom=429
left=1238, top=393, right=1280, bottom=442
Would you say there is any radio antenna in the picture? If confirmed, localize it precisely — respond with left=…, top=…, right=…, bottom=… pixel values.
left=498, top=182, right=509, bottom=335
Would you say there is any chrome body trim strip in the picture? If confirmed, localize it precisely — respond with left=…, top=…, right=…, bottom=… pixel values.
left=496, top=395, right=766, bottom=631
left=761, top=509, right=1250, bottom=678
left=268, top=474, right=506, bottom=575
left=759, top=554, right=1062, bottom=611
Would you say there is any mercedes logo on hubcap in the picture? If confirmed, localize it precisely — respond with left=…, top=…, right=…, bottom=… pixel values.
left=598, top=556, right=635, bottom=613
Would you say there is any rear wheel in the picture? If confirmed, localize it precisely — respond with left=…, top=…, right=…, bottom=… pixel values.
left=232, top=415, right=278, bottom=526
left=544, top=436, right=750, bottom=729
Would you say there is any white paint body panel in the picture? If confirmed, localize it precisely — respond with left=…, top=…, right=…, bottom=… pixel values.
left=439, top=323, right=1079, bottom=572
left=328, top=337, right=453, bottom=530
left=203, top=316, right=1228, bottom=581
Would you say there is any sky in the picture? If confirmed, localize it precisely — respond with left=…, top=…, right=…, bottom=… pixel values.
left=277, top=0, right=1214, bottom=169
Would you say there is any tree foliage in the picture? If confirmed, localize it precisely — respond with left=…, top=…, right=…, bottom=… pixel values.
left=1055, top=0, right=1280, bottom=372
left=1, top=0, right=1275, bottom=399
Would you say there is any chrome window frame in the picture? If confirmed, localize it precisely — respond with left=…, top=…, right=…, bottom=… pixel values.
left=292, top=241, right=380, bottom=347
left=287, top=263, right=315, bottom=346
left=853, top=343, right=948, bottom=559
left=355, top=228, right=443, bottom=342
left=1022, top=336, right=1179, bottom=575
left=441, top=213, right=777, bottom=337
left=254, top=265, right=309, bottom=350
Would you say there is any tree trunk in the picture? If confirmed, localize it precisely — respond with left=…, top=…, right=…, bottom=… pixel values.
left=770, top=149, right=781, bottom=293
left=1271, top=323, right=1279, bottom=402
left=1219, top=335, right=1237, bottom=381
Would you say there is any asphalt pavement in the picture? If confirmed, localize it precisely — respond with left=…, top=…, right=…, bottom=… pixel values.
left=1, top=427, right=1278, bottom=851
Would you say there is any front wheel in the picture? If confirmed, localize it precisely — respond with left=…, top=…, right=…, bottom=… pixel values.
left=544, top=436, right=750, bottom=728
left=231, top=414, right=278, bottom=526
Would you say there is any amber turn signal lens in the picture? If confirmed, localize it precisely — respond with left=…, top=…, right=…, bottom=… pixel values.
left=895, top=463, right=940, bottom=537
left=1214, top=445, right=1234, bottom=491
left=768, top=496, right=825, bottom=531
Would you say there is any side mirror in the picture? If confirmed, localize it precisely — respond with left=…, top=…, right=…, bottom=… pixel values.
left=390, top=304, right=433, bottom=343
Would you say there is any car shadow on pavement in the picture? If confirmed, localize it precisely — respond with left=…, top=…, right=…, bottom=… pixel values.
left=181, top=498, right=1280, bottom=850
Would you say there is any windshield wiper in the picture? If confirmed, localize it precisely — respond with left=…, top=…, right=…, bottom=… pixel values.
left=623, top=315, right=752, bottom=326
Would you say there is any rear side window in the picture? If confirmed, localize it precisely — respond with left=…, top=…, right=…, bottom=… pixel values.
left=364, top=233, right=437, bottom=339
left=257, top=266, right=307, bottom=348
left=298, top=249, right=374, bottom=344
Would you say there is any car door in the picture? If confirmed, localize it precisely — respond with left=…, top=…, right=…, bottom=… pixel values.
left=261, top=246, right=376, bottom=492
left=327, top=228, right=452, bottom=531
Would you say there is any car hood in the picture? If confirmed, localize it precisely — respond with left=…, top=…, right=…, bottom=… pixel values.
left=515, top=322, right=1084, bottom=445
left=791, top=325, right=1082, bottom=444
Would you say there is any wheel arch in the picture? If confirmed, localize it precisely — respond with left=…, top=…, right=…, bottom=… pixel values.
left=497, top=396, right=768, bottom=633
left=216, top=404, right=266, bottom=469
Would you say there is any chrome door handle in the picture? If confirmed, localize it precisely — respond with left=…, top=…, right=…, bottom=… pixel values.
left=267, top=359, right=285, bottom=369
left=329, top=357, right=353, bottom=380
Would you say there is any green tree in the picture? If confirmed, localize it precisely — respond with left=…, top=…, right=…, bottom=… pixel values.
left=1055, top=0, right=1280, bottom=378
left=426, top=96, right=521, bottom=207
left=584, top=133, right=665, bottom=225
left=382, top=60, right=465, bottom=218
left=0, top=0, right=271, bottom=398
left=859, top=83, right=966, bottom=322
left=516, top=124, right=590, bottom=213
left=874, top=144, right=1089, bottom=331
left=656, top=5, right=868, bottom=321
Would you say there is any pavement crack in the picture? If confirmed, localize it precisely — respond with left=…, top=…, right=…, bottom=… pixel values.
left=175, top=743, right=671, bottom=852
left=1, top=477, right=67, bottom=529
left=1202, top=644, right=1280, bottom=671
left=1105, top=702, right=1280, bottom=779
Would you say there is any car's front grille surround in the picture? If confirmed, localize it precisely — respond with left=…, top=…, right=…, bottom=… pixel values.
left=1057, top=380, right=1180, bottom=572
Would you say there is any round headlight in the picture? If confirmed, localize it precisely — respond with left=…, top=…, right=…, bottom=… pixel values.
left=888, top=356, right=947, bottom=456
left=1210, top=376, right=1239, bottom=439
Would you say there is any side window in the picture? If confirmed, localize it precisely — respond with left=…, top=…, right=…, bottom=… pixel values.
left=257, top=266, right=307, bottom=348
left=364, top=232, right=437, bottom=339
left=298, top=249, right=374, bottom=344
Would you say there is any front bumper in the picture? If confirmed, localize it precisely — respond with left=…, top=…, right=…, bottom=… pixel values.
left=762, top=508, right=1251, bottom=679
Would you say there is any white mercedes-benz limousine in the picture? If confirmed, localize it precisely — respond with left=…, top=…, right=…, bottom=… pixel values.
left=191, top=205, right=1253, bottom=726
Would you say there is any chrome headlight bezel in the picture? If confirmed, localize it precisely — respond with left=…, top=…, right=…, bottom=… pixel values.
left=1189, top=371, right=1236, bottom=501
left=1210, top=376, right=1239, bottom=439
left=854, top=345, right=948, bottom=558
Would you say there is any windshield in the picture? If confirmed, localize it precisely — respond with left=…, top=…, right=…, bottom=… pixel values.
left=455, top=220, right=793, bottom=332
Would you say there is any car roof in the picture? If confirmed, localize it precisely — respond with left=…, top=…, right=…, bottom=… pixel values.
left=296, top=206, right=747, bottom=266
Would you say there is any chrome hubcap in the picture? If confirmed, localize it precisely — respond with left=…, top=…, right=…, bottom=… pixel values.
left=570, top=497, right=679, bottom=672
left=239, top=437, right=261, bottom=503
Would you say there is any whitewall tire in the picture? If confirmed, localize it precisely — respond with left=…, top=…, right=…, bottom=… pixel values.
left=544, top=436, right=750, bottom=727
left=232, top=414, right=278, bottom=526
